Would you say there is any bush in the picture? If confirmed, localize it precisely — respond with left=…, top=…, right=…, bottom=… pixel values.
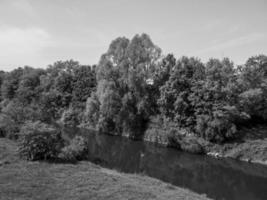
left=167, top=128, right=182, bottom=149
left=179, top=136, right=204, bottom=154
left=167, top=131, right=204, bottom=154
left=59, top=135, right=88, bottom=162
left=18, top=121, right=64, bottom=161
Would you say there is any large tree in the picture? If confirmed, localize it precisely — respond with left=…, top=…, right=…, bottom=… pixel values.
left=85, top=34, right=162, bottom=138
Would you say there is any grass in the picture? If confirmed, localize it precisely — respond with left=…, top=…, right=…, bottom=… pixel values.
left=0, top=138, right=210, bottom=200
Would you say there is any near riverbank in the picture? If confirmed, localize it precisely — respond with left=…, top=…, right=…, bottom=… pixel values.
left=143, top=121, right=267, bottom=165
left=0, top=138, right=210, bottom=200
left=208, top=125, right=267, bottom=165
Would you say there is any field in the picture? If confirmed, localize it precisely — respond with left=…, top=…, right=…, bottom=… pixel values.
left=0, top=138, right=210, bottom=200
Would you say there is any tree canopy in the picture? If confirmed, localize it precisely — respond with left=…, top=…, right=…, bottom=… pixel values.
left=0, top=34, right=266, bottom=143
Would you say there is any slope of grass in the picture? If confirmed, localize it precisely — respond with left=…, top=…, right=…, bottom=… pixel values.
left=0, top=138, right=210, bottom=200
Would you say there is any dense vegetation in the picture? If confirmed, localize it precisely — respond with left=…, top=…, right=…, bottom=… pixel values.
left=0, top=33, right=266, bottom=153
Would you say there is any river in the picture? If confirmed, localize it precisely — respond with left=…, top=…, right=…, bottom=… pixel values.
left=63, top=127, right=267, bottom=200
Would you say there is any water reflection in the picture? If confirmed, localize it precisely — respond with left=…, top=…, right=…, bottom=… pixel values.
left=63, top=127, right=267, bottom=200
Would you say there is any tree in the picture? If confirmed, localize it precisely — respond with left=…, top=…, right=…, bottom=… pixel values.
left=238, top=55, right=267, bottom=121
left=158, top=57, right=245, bottom=142
left=190, top=58, right=242, bottom=142
left=72, top=65, right=96, bottom=102
left=97, top=80, right=122, bottom=134
left=39, top=90, right=64, bottom=121
left=158, top=56, right=205, bottom=129
left=1, top=67, right=23, bottom=99
left=0, top=71, right=5, bottom=101
left=39, top=60, right=83, bottom=122
left=92, top=34, right=162, bottom=138
left=17, top=67, right=45, bottom=104
left=83, top=92, right=100, bottom=128
left=153, top=54, right=176, bottom=88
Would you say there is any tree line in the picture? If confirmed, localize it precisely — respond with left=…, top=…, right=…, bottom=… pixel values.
left=0, top=33, right=266, bottom=143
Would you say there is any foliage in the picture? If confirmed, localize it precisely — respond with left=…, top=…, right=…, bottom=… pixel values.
left=195, top=113, right=237, bottom=143
left=158, top=56, right=205, bottom=129
left=16, top=67, right=45, bottom=104
left=0, top=114, right=20, bottom=139
left=239, top=88, right=267, bottom=120
left=0, top=34, right=266, bottom=145
left=83, top=92, right=100, bottom=128
left=60, top=107, right=79, bottom=127
left=1, top=67, right=23, bottom=99
left=0, top=71, right=6, bottom=101
left=97, top=83, right=122, bottom=135
left=0, top=100, right=43, bottom=139
left=18, top=121, right=64, bottom=161
left=158, top=57, right=252, bottom=142
left=72, top=65, right=96, bottom=102
left=2, top=100, right=42, bottom=123
left=59, top=135, right=88, bottom=162
left=86, top=34, right=162, bottom=138
left=238, top=55, right=267, bottom=121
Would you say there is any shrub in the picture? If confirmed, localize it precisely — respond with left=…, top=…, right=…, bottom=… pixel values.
left=166, top=128, right=204, bottom=154
left=167, top=128, right=182, bottom=149
left=179, top=136, right=204, bottom=154
left=59, top=135, right=88, bottom=162
left=18, top=121, right=64, bottom=161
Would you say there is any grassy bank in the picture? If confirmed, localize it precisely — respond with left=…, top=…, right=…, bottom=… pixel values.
left=208, top=125, right=267, bottom=165
left=0, top=138, right=210, bottom=200
left=144, top=122, right=267, bottom=165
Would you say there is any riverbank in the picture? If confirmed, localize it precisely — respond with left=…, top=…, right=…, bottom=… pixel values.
left=143, top=122, right=267, bottom=166
left=79, top=123, right=267, bottom=166
left=207, top=125, right=267, bottom=165
left=0, top=138, right=210, bottom=200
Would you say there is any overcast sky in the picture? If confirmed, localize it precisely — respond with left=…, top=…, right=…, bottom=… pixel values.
left=0, top=0, right=267, bottom=71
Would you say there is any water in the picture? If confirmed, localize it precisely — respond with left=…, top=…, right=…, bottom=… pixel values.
left=63, top=127, right=267, bottom=200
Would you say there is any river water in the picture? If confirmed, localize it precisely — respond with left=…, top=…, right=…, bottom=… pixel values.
left=63, top=127, right=267, bottom=200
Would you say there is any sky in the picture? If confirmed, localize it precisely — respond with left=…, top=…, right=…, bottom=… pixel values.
left=0, top=0, right=267, bottom=71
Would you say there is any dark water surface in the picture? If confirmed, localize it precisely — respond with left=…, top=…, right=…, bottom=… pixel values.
left=63, top=127, right=267, bottom=200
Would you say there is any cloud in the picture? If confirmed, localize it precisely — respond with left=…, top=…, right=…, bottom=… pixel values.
left=11, top=0, right=34, bottom=15
left=0, top=26, right=51, bottom=69
left=194, top=33, right=265, bottom=55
